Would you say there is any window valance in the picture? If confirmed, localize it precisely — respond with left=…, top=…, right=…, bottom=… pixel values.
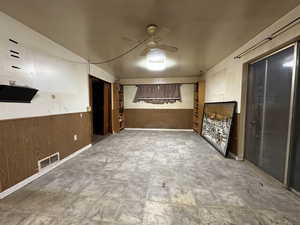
left=133, top=84, right=182, bottom=104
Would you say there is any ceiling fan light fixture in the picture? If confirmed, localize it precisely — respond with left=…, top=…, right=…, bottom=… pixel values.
left=146, top=48, right=166, bottom=71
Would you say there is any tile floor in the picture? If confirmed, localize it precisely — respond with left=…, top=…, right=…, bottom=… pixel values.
left=1, top=130, right=300, bottom=225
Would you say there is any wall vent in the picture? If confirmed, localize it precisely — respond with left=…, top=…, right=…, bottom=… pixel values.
left=38, top=153, right=60, bottom=171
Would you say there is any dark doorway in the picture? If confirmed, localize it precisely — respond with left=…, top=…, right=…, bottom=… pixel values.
left=89, top=75, right=112, bottom=143
left=245, top=45, right=296, bottom=183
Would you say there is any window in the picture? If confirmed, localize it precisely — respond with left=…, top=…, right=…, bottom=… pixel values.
left=133, top=84, right=181, bottom=104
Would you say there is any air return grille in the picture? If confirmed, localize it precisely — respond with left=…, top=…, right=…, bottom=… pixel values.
left=38, top=153, right=60, bottom=171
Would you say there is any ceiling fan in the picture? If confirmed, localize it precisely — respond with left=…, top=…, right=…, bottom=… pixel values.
left=140, top=24, right=178, bottom=56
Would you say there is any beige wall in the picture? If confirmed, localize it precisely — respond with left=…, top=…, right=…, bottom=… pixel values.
left=90, top=64, right=115, bottom=84
left=205, top=4, right=300, bottom=113
left=124, top=84, right=194, bottom=109
left=0, top=11, right=115, bottom=120
left=122, top=77, right=200, bottom=109
left=204, top=4, right=300, bottom=157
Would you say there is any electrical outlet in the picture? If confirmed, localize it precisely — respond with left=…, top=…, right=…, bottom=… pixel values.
left=74, top=134, right=78, bottom=141
left=9, top=80, right=16, bottom=86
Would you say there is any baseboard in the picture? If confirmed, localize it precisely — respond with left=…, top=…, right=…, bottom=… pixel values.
left=125, top=128, right=193, bottom=132
left=290, top=188, right=300, bottom=198
left=229, top=152, right=243, bottom=161
left=0, top=144, right=92, bottom=199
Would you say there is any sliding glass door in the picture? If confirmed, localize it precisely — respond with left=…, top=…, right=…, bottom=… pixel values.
left=245, top=45, right=296, bottom=183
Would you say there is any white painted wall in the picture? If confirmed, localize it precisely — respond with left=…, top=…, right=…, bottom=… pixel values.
left=124, top=84, right=194, bottom=109
left=0, top=11, right=115, bottom=120
left=90, top=64, right=115, bottom=84
left=205, top=4, right=300, bottom=113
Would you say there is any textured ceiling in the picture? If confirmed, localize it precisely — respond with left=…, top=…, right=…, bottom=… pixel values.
left=0, top=0, right=300, bottom=78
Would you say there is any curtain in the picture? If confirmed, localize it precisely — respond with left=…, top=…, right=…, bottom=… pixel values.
left=133, top=84, right=182, bottom=104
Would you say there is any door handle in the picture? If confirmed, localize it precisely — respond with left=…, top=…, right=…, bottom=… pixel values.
left=250, top=121, right=257, bottom=126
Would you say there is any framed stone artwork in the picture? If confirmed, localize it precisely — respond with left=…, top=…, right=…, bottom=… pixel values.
left=201, top=101, right=237, bottom=157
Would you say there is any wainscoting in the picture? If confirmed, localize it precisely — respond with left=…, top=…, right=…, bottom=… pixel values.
left=0, top=112, right=91, bottom=192
left=124, top=109, right=193, bottom=129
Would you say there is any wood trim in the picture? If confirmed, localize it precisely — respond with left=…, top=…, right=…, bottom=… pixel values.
left=193, top=81, right=206, bottom=134
left=0, top=112, right=91, bottom=192
left=198, top=81, right=206, bottom=133
left=112, top=83, right=125, bottom=133
left=89, top=75, right=94, bottom=142
left=112, top=83, right=120, bottom=133
left=108, top=83, right=113, bottom=133
left=119, top=85, right=125, bottom=130
left=103, top=82, right=112, bottom=135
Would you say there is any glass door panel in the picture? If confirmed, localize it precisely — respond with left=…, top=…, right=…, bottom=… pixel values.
left=246, top=46, right=295, bottom=183
left=245, top=59, right=266, bottom=165
left=262, top=46, right=294, bottom=182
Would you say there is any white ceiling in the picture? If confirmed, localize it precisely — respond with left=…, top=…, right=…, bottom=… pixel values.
left=1, top=0, right=300, bottom=78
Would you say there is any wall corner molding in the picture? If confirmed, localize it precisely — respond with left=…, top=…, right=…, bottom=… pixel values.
left=229, top=152, right=243, bottom=161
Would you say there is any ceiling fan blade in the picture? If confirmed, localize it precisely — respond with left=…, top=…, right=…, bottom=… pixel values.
left=153, top=36, right=162, bottom=42
left=140, top=47, right=151, bottom=56
left=122, top=36, right=138, bottom=43
left=157, top=26, right=171, bottom=38
left=158, top=44, right=178, bottom=52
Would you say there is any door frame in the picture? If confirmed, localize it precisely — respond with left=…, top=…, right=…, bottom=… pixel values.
left=103, top=81, right=112, bottom=134
left=88, top=75, right=113, bottom=141
left=241, top=42, right=299, bottom=186
left=287, top=42, right=300, bottom=190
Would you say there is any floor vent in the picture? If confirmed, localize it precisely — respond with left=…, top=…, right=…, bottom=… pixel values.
left=38, top=153, right=60, bottom=171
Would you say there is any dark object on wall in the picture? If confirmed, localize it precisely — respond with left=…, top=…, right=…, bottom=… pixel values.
left=134, top=84, right=181, bottom=104
left=201, top=101, right=236, bottom=157
left=9, top=38, right=18, bottom=44
left=0, top=85, right=38, bottom=103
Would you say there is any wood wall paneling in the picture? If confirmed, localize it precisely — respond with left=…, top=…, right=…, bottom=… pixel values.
left=89, top=76, right=94, bottom=141
left=112, top=83, right=120, bottom=133
left=0, top=112, right=91, bottom=192
left=193, top=83, right=200, bottom=132
left=125, top=109, right=193, bottom=129
left=112, top=83, right=125, bottom=133
left=112, top=109, right=120, bottom=133
left=0, top=122, right=13, bottom=192
left=193, top=81, right=206, bottom=133
left=198, top=81, right=206, bottom=133
left=119, top=86, right=125, bottom=130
